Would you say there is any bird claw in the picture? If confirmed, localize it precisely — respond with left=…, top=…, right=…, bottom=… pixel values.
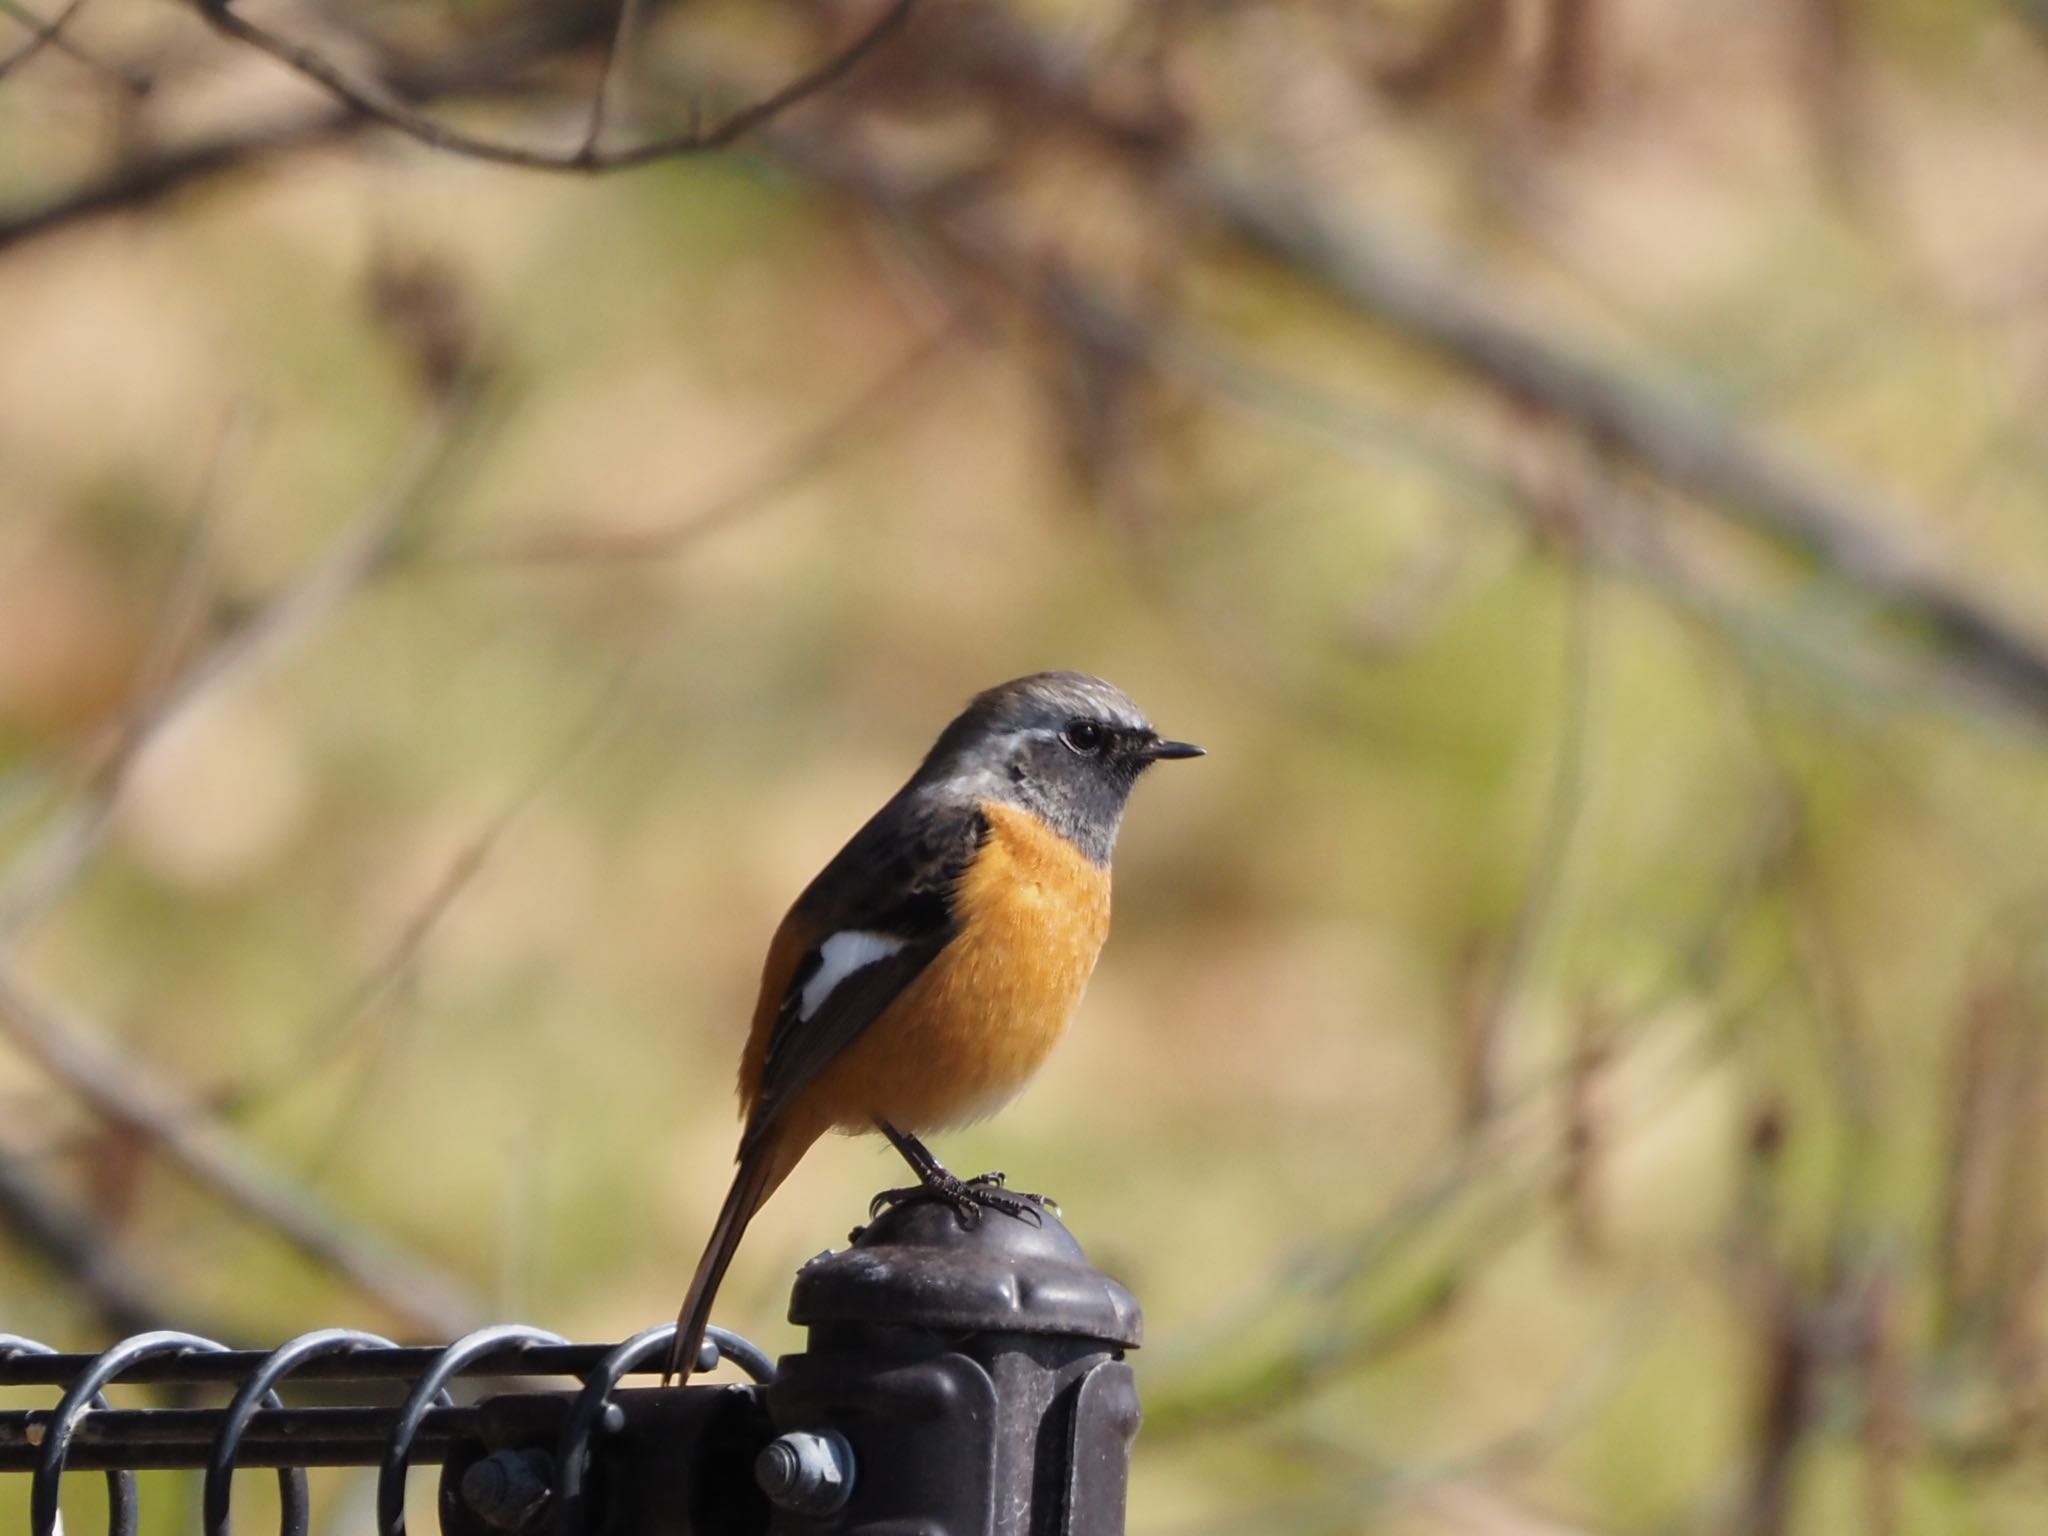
left=869, top=1172, right=1048, bottom=1227
left=868, top=1183, right=925, bottom=1220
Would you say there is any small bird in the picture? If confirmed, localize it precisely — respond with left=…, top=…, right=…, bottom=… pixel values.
left=668, top=672, right=1201, bottom=1380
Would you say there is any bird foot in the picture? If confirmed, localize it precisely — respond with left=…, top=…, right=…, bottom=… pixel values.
left=869, top=1169, right=1048, bottom=1226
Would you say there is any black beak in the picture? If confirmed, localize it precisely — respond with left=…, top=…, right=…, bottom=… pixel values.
left=1142, top=737, right=1205, bottom=761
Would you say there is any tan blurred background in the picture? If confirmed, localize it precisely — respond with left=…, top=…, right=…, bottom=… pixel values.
left=6, top=0, right=2048, bottom=1531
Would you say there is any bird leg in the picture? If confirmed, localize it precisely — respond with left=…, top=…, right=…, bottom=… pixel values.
left=872, top=1122, right=1045, bottom=1224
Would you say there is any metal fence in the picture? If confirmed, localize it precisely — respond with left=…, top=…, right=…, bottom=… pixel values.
left=1, top=1196, right=1141, bottom=1536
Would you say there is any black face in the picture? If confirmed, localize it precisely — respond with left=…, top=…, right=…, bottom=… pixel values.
left=915, top=672, right=1203, bottom=865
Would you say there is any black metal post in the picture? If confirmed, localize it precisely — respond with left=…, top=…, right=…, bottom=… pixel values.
left=760, top=1197, right=1143, bottom=1536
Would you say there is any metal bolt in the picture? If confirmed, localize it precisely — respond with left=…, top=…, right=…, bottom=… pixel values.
left=460, top=1447, right=554, bottom=1533
left=755, top=1429, right=855, bottom=1517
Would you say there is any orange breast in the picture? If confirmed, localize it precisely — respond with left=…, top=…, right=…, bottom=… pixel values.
left=800, top=801, right=1112, bottom=1135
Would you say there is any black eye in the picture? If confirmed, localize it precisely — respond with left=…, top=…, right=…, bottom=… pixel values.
left=1061, top=719, right=1106, bottom=754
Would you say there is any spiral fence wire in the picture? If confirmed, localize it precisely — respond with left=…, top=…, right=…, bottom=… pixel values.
left=0, top=1324, right=774, bottom=1536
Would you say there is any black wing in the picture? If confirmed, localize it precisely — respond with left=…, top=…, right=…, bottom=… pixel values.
left=742, top=794, right=987, bottom=1149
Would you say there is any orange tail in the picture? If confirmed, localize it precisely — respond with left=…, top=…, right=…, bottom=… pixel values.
left=666, top=1130, right=800, bottom=1383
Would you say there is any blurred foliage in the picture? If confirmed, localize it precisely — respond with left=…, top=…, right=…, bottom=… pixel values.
left=6, top=0, right=2048, bottom=1532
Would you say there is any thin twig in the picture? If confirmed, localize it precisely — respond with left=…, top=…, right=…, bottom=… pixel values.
left=0, top=108, right=354, bottom=256
left=1458, top=542, right=1599, bottom=1130
left=190, top=0, right=919, bottom=173
left=127, top=410, right=246, bottom=712
left=0, top=0, right=88, bottom=81
left=0, top=0, right=142, bottom=92
left=212, top=665, right=638, bottom=1124
left=0, top=416, right=242, bottom=945
left=440, top=323, right=958, bottom=567
left=0, top=5, right=618, bottom=257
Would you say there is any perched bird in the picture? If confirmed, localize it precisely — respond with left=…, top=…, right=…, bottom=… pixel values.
left=668, top=672, right=1201, bottom=1380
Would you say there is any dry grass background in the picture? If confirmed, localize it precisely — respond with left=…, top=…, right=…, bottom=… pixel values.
left=6, top=1, right=2048, bottom=1531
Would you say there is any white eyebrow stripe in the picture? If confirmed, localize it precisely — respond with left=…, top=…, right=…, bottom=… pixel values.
left=799, top=930, right=907, bottom=1021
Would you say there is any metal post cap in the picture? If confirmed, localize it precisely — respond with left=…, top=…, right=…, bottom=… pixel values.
left=789, top=1197, right=1143, bottom=1346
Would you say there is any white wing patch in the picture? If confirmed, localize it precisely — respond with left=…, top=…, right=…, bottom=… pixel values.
left=799, top=930, right=907, bottom=1022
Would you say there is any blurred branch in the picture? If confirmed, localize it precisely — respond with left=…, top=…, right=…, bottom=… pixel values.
left=1535, top=0, right=1600, bottom=122
left=0, top=1131, right=184, bottom=1339
left=1794, top=0, right=1866, bottom=189
left=0, top=417, right=239, bottom=945
left=1744, top=1272, right=1818, bottom=1536
left=1173, top=1309, right=1641, bottom=1536
left=1412, top=1482, right=1611, bottom=1536
left=1200, top=170, right=2048, bottom=726
left=1935, top=958, right=2048, bottom=1354
left=1558, top=1001, right=1614, bottom=1262
left=0, top=105, right=355, bottom=255
left=581, top=0, right=650, bottom=158
left=212, top=665, right=637, bottom=1126
left=127, top=411, right=243, bottom=713
left=442, top=320, right=961, bottom=567
left=0, top=3, right=613, bottom=256
left=0, top=0, right=90, bottom=81
left=0, top=405, right=472, bottom=949
left=0, top=0, right=914, bottom=252
left=190, top=0, right=919, bottom=172
left=1145, top=1258, right=1466, bottom=1438
left=1144, top=993, right=1738, bottom=1438
left=1374, top=0, right=1509, bottom=102
left=0, top=0, right=151, bottom=94
left=0, top=964, right=482, bottom=1337
left=760, top=98, right=2048, bottom=730
left=1181, top=1473, right=1609, bottom=1536
left=1861, top=1259, right=1907, bottom=1536
left=1456, top=544, right=1598, bottom=1133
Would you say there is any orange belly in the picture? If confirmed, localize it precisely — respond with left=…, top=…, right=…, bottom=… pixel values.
left=801, top=801, right=1111, bottom=1134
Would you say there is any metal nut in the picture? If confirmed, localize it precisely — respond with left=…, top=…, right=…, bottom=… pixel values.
left=459, top=1447, right=554, bottom=1533
left=755, top=1429, right=855, bottom=1517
